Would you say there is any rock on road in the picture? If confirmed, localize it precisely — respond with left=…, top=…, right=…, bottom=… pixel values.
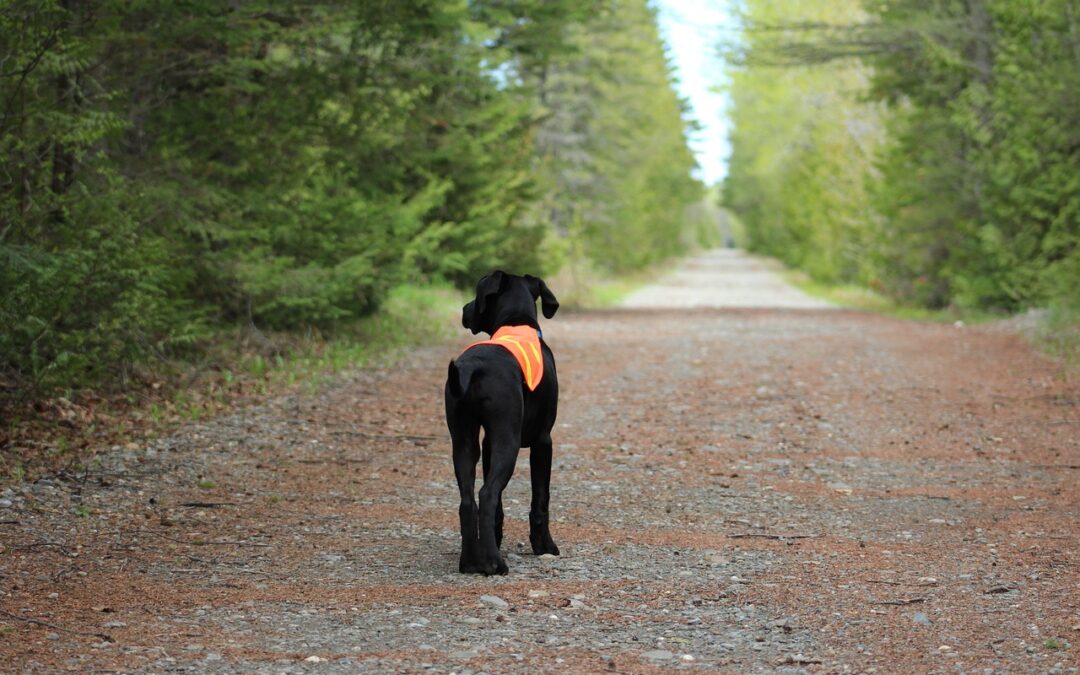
left=2, top=251, right=1078, bottom=673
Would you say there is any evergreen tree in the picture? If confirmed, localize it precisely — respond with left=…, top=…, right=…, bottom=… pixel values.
left=531, top=0, right=703, bottom=272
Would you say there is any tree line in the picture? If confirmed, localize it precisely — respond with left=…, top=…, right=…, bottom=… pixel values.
left=0, top=1, right=702, bottom=397
left=723, top=0, right=1078, bottom=312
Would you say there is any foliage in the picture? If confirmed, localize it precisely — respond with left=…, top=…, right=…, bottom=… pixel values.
left=722, top=0, right=885, bottom=287
left=0, top=0, right=703, bottom=398
left=1, top=281, right=464, bottom=483
left=528, top=0, right=703, bottom=273
left=722, top=0, right=1080, bottom=313
left=1033, top=304, right=1080, bottom=376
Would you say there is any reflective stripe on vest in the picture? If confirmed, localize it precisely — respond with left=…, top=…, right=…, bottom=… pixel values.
left=465, top=325, right=544, bottom=391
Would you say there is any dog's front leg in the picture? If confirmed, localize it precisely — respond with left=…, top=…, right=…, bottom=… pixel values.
left=477, top=427, right=518, bottom=575
left=529, top=435, right=560, bottom=556
left=451, top=429, right=482, bottom=574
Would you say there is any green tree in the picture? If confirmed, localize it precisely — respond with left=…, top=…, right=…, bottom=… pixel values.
left=0, top=1, right=603, bottom=395
left=722, top=0, right=1080, bottom=311
left=530, top=0, right=703, bottom=272
left=723, top=0, right=885, bottom=285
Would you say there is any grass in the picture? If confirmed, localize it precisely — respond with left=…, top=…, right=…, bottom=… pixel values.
left=258, top=282, right=464, bottom=393
left=1031, top=304, right=1080, bottom=376
left=780, top=267, right=1002, bottom=324
left=210, top=282, right=464, bottom=395
left=550, top=256, right=678, bottom=310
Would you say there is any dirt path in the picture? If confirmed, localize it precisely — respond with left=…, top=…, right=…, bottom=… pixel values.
left=620, top=249, right=832, bottom=309
left=2, top=253, right=1078, bottom=673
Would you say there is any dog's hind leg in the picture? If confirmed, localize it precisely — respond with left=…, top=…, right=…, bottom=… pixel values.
left=481, top=434, right=505, bottom=549
left=477, top=423, right=520, bottom=576
left=451, top=422, right=483, bottom=574
left=529, top=435, right=560, bottom=556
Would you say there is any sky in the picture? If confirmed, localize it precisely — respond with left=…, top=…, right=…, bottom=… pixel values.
left=654, top=0, right=734, bottom=186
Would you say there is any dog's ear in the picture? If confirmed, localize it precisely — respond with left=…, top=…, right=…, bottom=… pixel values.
left=474, top=271, right=505, bottom=317
left=525, top=274, right=559, bottom=319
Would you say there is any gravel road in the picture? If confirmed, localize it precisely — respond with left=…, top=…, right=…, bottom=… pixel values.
left=2, top=251, right=1078, bottom=673
left=620, top=249, right=832, bottom=310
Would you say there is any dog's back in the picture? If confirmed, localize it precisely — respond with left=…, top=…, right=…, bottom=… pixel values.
left=447, top=342, right=557, bottom=445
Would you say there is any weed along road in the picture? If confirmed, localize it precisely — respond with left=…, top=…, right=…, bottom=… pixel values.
left=2, top=251, right=1078, bottom=672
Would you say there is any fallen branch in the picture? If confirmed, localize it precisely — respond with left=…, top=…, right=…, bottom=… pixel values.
left=869, top=597, right=926, bottom=605
left=146, top=530, right=271, bottom=547
left=728, top=533, right=818, bottom=540
left=328, top=430, right=437, bottom=443
left=10, top=541, right=73, bottom=556
left=0, top=609, right=113, bottom=642
left=179, top=502, right=236, bottom=508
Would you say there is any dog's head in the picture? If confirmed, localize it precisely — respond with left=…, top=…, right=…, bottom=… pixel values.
left=461, top=271, right=559, bottom=335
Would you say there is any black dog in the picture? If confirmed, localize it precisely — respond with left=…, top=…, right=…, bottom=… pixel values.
left=445, top=271, right=560, bottom=575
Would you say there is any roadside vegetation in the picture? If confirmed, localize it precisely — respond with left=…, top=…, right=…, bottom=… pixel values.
left=1033, top=305, right=1080, bottom=375
left=724, top=1, right=1077, bottom=314
left=722, top=0, right=1079, bottom=365
left=1, top=282, right=463, bottom=483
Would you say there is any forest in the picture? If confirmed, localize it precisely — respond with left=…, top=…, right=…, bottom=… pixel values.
left=0, top=0, right=701, bottom=398
left=724, top=0, right=1079, bottom=313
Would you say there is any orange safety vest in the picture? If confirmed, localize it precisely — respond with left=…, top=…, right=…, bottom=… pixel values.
left=465, top=325, right=544, bottom=391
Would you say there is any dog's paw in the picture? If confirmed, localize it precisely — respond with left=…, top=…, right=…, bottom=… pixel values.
left=530, top=532, right=560, bottom=556
left=532, top=542, right=560, bottom=557
left=479, top=555, right=509, bottom=576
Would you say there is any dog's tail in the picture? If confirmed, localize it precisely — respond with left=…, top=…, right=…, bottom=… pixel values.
left=447, top=360, right=475, bottom=399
